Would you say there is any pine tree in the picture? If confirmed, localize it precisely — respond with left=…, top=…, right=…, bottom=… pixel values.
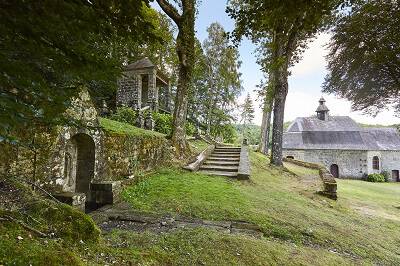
left=240, top=93, right=255, bottom=142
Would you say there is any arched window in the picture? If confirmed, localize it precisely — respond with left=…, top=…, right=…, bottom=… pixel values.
left=286, top=156, right=294, bottom=159
left=372, top=156, right=380, bottom=170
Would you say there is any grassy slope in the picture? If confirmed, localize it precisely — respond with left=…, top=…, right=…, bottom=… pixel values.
left=99, top=117, right=165, bottom=137
left=120, top=151, right=400, bottom=265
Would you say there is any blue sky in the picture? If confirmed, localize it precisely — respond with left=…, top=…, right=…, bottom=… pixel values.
left=153, top=1, right=400, bottom=126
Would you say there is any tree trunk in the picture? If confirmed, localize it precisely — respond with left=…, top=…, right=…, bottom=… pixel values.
left=270, top=71, right=288, bottom=166
left=259, top=100, right=272, bottom=155
left=157, top=0, right=195, bottom=157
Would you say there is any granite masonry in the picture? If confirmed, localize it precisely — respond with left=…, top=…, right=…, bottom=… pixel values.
left=283, top=98, right=400, bottom=181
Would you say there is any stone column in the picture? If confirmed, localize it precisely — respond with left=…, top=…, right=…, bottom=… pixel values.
left=147, top=70, right=157, bottom=111
left=128, top=74, right=142, bottom=110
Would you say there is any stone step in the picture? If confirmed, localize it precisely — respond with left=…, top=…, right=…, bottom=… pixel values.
left=200, top=165, right=238, bottom=172
left=208, top=157, right=240, bottom=161
left=210, top=153, right=240, bottom=158
left=214, top=147, right=241, bottom=151
left=199, top=170, right=238, bottom=177
left=213, top=151, right=241, bottom=155
left=204, top=160, right=239, bottom=166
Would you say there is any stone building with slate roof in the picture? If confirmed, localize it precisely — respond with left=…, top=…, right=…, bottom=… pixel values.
left=283, top=98, right=400, bottom=181
left=117, top=58, right=172, bottom=112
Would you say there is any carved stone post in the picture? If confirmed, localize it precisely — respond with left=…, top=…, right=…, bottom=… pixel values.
left=147, top=70, right=158, bottom=111
left=144, top=111, right=155, bottom=131
left=135, top=110, right=144, bottom=128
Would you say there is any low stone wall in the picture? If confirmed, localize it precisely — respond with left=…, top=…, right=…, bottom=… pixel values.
left=100, top=131, right=172, bottom=179
left=183, top=145, right=215, bottom=171
left=283, top=158, right=337, bottom=200
left=237, top=145, right=250, bottom=180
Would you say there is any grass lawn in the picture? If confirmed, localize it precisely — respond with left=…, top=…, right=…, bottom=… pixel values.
left=117, top=151, right=400, bottom=265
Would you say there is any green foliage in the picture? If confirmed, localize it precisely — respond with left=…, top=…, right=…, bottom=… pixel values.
left=323, top=0, right=400, bottom=115
left=153, top=112, right=173, bottom=135
left=366, top=173, right=385, bottom=183
left=152, top=112, right=196, bottom=136
left=235, top=124, right=260, bottom=145
left=381, top=171, right=390, bottom=182
left=188, top=22, right=242, bottom=140
left=109, top=107, right=138, bottom=126
left=212, top=124, right=238, bottom=143
left=0, top=0, right=164, bottom=141
left=240, top=93, right=255, bottom=140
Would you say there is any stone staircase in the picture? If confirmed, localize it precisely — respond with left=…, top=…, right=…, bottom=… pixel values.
left=199, top=146, right=241, bottom=177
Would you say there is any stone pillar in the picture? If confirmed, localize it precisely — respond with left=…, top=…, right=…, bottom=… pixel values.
left=147, top=70, right=158, bottom=111
left=135, top=111, right=144, bottom=128
left=165, top=81, right=171, bottom=112
left=144, top=111, right=155, bottom=131
left=136, top=74, right=142, bottom=109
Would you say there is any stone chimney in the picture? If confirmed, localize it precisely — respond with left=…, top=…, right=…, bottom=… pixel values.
left=316, top=97, right=329, bottom=121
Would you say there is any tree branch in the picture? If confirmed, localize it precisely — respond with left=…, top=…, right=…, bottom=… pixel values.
left=156, top=0, right=181, bottom=24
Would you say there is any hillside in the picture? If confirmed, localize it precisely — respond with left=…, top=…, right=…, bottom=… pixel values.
left=2, top=147, right=399, bottom=265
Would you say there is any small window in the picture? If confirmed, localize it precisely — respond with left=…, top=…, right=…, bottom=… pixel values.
left=372, top=156, right=380, bottom=170
left=286, top=156, right=294, bottom=159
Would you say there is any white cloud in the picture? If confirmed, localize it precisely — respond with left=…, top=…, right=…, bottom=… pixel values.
left=291, top=33, right=331, bottom=77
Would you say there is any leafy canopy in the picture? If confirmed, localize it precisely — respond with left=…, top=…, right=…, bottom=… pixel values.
left=0, top=0, right=160, bottom=140
left=323, top=0, right=400, bottom=115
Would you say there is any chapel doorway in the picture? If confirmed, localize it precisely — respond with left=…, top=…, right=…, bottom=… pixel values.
left=330, top=164, right=339, bottom=178
left=392, top=170, right=399, bottom=182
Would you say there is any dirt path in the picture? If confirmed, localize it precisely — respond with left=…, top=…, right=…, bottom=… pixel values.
left=90, top=202, right=263, bottom=238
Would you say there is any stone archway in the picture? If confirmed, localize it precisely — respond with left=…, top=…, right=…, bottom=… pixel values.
left=70, top=133, right=95, bottom=195
left=330, top=164, right=339, bottom=178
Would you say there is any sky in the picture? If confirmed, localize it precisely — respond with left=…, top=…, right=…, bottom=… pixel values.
left=153, top=0, right=400, bottom=126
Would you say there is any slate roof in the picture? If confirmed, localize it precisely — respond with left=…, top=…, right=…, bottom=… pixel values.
left=283, top=116, right=400, bottom=151
left=124, top=58, right=169, bottom=83
left=287, top=116, right=360, bottom=132
left=125, top=57, right=155, bottom=70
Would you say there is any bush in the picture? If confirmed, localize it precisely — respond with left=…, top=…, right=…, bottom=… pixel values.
left=110, top=107, right=137, bottom=126
left=366, top=173, right=385, bottom=182
left=381, top=171, right=390, bottom=182
left=152, top=112, right=173, bottom=135
left=185, top=121, right=196, bottom=136
left=152, top=112, right=196, bottom=136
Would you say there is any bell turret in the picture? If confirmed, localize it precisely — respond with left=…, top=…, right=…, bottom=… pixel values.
left=316, top=97, right=329, bottom=121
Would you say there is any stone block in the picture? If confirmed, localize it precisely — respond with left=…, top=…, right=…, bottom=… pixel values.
left=89, top=181, right=122, bottom=205
left=53, top=192, right=86, bottom=211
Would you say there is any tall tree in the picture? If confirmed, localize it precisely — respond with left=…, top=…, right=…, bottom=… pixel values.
left=240, top=93, right=255, bottom=141
left=323, top=0, right=400, bottom=115
left=257, top=79, right=274, bottom=155
left=0, top=0, right=159, bottom=141
left=156, top=0, right=196, bottom=156
left=202, top=22, right=242, bottom=136
left=227, top=0, right=343, bottom=165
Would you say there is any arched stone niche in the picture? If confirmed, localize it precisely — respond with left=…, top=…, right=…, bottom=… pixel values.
left=63, top=133, right=95, bottom=196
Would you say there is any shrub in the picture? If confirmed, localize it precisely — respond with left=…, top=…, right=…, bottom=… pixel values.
left=185, top=121, right=196, bottom=136
left=366, top=173, right=385, bottom=182
left=381, top=171, right=390, bottom=182
left=110, top=107, right=137, bottom=125
left=152, top=112, right=173, bottom=135
left=152, top=112, right=197, bottom=136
